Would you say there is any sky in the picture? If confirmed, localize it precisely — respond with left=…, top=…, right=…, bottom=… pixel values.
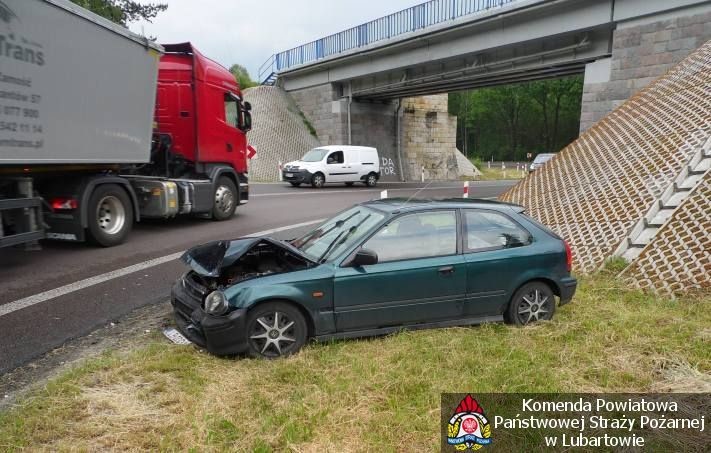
left=129, top=0, right=420, bottom=83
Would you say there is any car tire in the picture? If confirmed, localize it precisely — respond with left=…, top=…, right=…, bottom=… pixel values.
left=345, top=182, right=354, bottom=187
left=290, top=182, right=301, bottom=187
left=365, top=173, right=378, bottom=187
left=506, top=281, right=556, bottom=326
left=86, top=184, right=133, bottom=247
left=246, top=302, right=308, bottom=359
left=213, top=176, right=237, bottom=221
left=311, top=173, right=325, bottom=188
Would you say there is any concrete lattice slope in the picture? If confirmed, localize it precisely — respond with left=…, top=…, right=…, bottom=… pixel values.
left=244, top=86, right=321, bottom=181
left=501, top=40, right=711, bottom=280
left=621, top=171, right=710, bottom=294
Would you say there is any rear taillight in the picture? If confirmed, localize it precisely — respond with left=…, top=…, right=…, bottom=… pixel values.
left=50, top=197, right=78, bottom=211
left=564, top=240, right=572, bottom=273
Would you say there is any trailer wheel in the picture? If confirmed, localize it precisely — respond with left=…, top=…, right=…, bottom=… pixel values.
left=213, top=176, right=237, bottom=221
left=87, top=184, right=133, bottom=247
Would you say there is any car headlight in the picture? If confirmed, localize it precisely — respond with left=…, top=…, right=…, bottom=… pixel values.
left=204, top=290, right=228, bottom=315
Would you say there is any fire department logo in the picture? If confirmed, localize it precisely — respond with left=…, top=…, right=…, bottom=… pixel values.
left=447, top=395, right=492, bottom=450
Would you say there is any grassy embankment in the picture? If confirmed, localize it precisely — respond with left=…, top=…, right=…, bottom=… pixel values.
left=0, top=270, right=708, bottom=451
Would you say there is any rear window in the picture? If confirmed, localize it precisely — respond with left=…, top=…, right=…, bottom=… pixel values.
left=522, top=213, right=562, bottom=240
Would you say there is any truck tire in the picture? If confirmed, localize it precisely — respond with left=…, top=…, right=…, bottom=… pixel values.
left=213, top=176, right=237, bottom=220
left=87, top=184, right=133, bottom=247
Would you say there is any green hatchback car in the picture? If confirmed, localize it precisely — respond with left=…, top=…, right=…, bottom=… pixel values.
left=171, top=199, right=577, bottom=358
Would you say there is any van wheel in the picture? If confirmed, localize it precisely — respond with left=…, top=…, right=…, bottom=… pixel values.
left=87, top=184, right=133, bottom=247
left=365, top=173, right=378, bottom=187
left=345, top=182, right=354, bottom=187
left=213, top=176, right=237, bottom=220
left=311, top=173, right=325, bottom=188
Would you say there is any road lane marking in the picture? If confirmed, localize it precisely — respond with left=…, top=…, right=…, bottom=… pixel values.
left=0, top=219, right=326, bottom=318
left=253, top=185, right=512, bottom=197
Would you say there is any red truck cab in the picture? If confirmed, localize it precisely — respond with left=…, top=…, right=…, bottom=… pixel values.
left=155, top=43, right=251, bottom=174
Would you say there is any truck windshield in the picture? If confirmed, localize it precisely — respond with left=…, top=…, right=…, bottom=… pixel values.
left=301, top=148, right=329, bottom=162
left=291, top=206, right=385, bottom=262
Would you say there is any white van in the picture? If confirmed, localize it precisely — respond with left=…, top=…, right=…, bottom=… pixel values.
left=283, top=146, right=380, bottom=188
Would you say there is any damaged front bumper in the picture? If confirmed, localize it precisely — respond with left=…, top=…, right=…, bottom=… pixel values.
left=170, top=279, right=249, bottom=355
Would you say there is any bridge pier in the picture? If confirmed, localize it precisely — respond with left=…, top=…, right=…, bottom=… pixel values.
left=580, top=6, right=711, bottom=131
left=289, top=84, right=463, bottom=182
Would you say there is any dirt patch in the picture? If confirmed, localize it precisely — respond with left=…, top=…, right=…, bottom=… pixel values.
left=0, top=301, right=174, bottom=411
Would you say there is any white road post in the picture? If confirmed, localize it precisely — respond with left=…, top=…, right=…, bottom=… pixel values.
left=502, top=162, right=506, bottom=179
left=380, top=190, right=388, bottom=199
left=463, top=181, right=469, bottom=198
left=278, top=161, right=283, bottom=182
left=421, top=165, right=425, bottom=183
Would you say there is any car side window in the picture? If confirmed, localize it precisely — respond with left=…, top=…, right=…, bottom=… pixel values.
left=327, top=151, right=344, bottom=164
left=363, top=211, right=457, bottom=262
left=464, top=210, right=531, bottom=252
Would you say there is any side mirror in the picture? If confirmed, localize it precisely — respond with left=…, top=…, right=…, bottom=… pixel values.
left=242, top=111, right=252, bottom=132
left=244, top=101, right=252, bottom=112
left=352, top=248, right=378, bottom=266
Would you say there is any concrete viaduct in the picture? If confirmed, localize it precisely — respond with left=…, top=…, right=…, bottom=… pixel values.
left=259, top=0, right=711, bottom=181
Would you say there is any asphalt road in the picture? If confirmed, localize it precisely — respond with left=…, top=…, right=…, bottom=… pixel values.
left=0, top=180, right=516, bottom=374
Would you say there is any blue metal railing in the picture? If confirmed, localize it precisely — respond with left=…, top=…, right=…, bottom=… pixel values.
left=259, top=0, right=518, bottom=84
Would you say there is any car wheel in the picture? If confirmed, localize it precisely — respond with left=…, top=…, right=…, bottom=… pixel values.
left=506, top=282, right=555, bottom=326
left=290, top=182, right=301, bottom=187
left=365, top=173, right=378, bottom=187
left=213, top=176, right=237, bottom=220
left=345, top=182, right=354, bottom=187
left=311, top=173, right=325, bottom=188
left=87, top=184, right=133, bottom=247
left=246, top=302, right=308, bottom=358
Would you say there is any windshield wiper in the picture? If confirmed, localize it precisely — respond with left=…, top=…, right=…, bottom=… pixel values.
left=293, top=211, right=360, bottom=250
left=318, top=214, right=372, bottom=263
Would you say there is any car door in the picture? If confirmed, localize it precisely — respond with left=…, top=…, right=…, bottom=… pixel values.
left=346, top=149, right=362, bottom=182
left=333, top=210, right=466, bottom=331
left=462, top=209, right=533, bottom=317
left=325, top=150, right=349, bottom=183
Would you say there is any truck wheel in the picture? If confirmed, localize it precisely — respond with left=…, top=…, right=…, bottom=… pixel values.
left=87, top=184, right=133, bottom=247
left=213, top=176, right=237, bottom=221
left=365, top=173, right=378, bottom=187
left=311, top=173, right=325, bottom=188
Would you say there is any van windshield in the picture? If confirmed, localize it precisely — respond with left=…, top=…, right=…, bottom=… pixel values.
left=301, top=148, right=329, bottom=162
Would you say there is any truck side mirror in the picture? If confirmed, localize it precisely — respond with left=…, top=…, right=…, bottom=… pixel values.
left=244, top=101, right=252, bottom=111
left=241, top=111, right=252, bottom=132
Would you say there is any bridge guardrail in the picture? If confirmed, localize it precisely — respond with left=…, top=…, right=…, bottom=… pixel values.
left=259, top=0, right=517, bottom=84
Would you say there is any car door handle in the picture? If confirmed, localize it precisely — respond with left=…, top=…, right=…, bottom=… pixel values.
left=438, top=266, right=455, bottom=275
left=227, top=143, right=233, bottom=152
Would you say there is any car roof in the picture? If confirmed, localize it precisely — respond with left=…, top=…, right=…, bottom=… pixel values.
left=359, top=198, right=525, bottom=214
left=315, top=145, right=377, bottom=151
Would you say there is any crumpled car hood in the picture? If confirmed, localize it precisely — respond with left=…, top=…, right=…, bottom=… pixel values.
left=181, top=237, right=313, bottom=277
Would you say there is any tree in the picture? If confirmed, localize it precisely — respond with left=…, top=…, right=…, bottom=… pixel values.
left=229, top=64, right=258, bottom=90
left=449, top=75, right=583, bottom=161
left=70, top=0, right=167, bottom=26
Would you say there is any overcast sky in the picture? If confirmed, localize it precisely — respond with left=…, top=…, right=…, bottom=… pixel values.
left=129, top=0, right=420, bottom=82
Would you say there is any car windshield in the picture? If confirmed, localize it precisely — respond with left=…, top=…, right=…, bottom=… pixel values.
left=300, top=148, right=329, bottom=162
left=291, top=206, right=385, bottom=262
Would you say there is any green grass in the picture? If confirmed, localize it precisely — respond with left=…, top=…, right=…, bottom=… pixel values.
left=0, top=275, right=708, bottom=451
